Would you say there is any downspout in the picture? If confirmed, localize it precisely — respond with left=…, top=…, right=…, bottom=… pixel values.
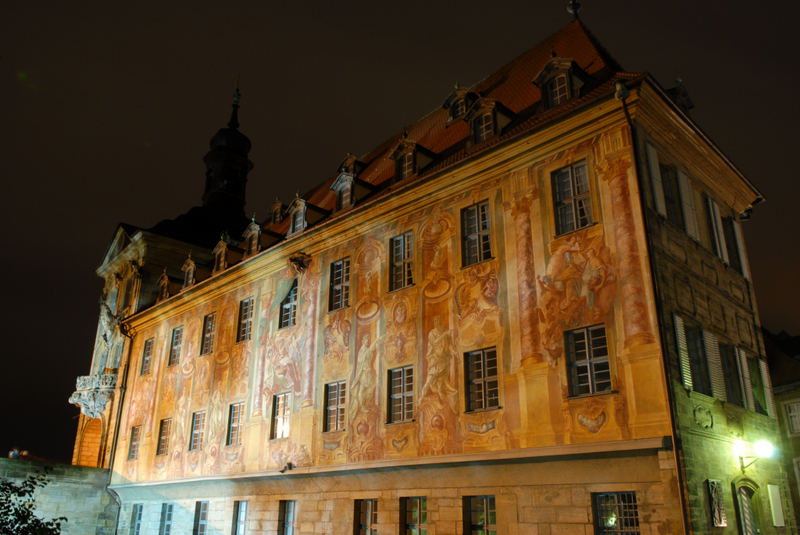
left=615, top=80, right=690, bottom=534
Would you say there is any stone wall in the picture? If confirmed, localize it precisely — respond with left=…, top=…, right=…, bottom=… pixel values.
left=0, top=458, right=117, bottom=535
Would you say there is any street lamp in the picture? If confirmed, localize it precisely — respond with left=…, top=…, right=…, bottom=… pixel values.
left=733, top=439, right=774, bottom=472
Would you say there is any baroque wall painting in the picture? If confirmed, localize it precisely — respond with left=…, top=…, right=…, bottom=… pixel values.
left=383, top=297, right=417, bottom=366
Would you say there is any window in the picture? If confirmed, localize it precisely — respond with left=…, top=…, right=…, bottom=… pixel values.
left=450, top=98, right=465, bottom=120
left=290, top=207, right=305, bottom=234
left=328, top=258, right=350, bottom=311
left=324, top=381, right=346, bottom=432
left=566, top=325, right=611, bottom=396
left=159, top=503, right=174, bottom=535
left=706, top=196, right=730, bottom=264
left=786, top=401, right=800, bottom=435
left=748, top=357, right=768, bottom=415
left=355, top=499, right=378, bottom=535
left=400, top=497, right=427, bottom=535
left=547, top=73, right=570, bottom=107
left=592, top=492, right=640, bottom=534
left=131, top=504, right=143, bottom=535
left=237, top=297, right=254, bottom=342
left=271, top=393, right=291, bottom=439
left=463, top=496, right=496, bottom=535
left=227, top=402, right=245, bottom=446
left=720, top=344, right=744, bottom=406
left=232, top=500, right=248, bottom=535
left=722, top=217, right=743, bottom=273
left=168, top=327, right=183, bottom=366
left=141, top=338, right=154, bottom=375
left=461, top=201, right=492, bottom=266
left=190, top=411, right=206, bottom=451
left=388, top=366, right=414, bottom=423
left=213, top=240, right=228, bottom=273
left=397, top=152, right=415, bottom=179
left=390, top=232, right=414, bottom=291
left=465, top=348, right=499, bottom=411
left=200, top=313, right=216, bottom=355
left=279, top=280, right=298, bottom=329
left=659, top=163, right=684, bottom=229
left=473, top=112, right=494, bottom=143
left=278, top=500, right=297, bottom=535
left=156, top=418, right=171, bottom=456
left=674, top=315, right=712, bottom=396
left=182, top=256, right=196, bottom=288
left=193, top=501, right=209, bottom=535
left=735, top=485, right=757, bottom=535
left=552, top=160, right=592, bottom=235
left=128, top=426, right=141, bottom=460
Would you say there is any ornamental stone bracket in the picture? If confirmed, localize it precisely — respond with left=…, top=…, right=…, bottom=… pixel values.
left=69, top=373, right=118, bottom=419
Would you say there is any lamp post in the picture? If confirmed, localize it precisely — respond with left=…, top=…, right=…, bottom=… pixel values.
left=733, top=439, right=774, bottom=472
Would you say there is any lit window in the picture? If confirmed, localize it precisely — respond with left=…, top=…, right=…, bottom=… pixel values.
left=464, top=496, right=496, bottom=535
left=227, top=402, right=244, bottom=446
left=552, top=160, right=592, bottom=234
left=140, top=338, right=154, bottom=375
left=193, top=501, right=209, bottom=535
left=461, top=201, right=492, bottom=267
left=389, top=232, right=414, bottom=291
left=473, top=112, right=494, bottom=143
left=355, top=499, right=378, bottom=535
left=156, top=418, right=171, bottom=456
left=189, top=411, right=206, bottom=451
left=465, top=348, right=499, bottom=411
left=324, top=381, right=346, bottom=432
left=131, top=504, right=143, bottom=535
left=547, top=73, right=570, bottom=106
left=565, top=325, right=611, bottom=396
left=168, top=327, right=183, bottom=366
left=401, top=497, right=427, bottom=534
left=388, top=366, right=414, bottom=423
left=786, top=401, right=800, bottom=435
left=233, top=501, right=248, bottom=535
left=158, top=503, right=174, bottom=535
left=592, top=492, right=640, bottom=534
left=200, top=313, right=215, bottom=355
left=127, top=426, right=141, bottom=460
left=328, top=258, right=350, bottom=311
left=237, top=297, right=254, bottom=342
left=278, top=500, right=297, bottom=535
left=279, top=280, right=298, bottom=329
left=397, top=152, right=416, bottom=179
left=271, top=393, right=291, bottom=439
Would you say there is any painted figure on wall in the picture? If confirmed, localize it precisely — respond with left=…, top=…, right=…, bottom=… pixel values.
left=455, top=264, right=501, bottom=347
left=347, top=333, right=383, bottom=462
left=385, top=299, right=417, bottom=364
left=418, top=316, right=460, bottom=456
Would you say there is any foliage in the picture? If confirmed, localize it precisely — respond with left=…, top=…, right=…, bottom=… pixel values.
left=0, top=468, right=67, bottom=535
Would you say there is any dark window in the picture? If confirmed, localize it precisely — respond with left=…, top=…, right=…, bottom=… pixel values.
left=400, top=497, right=427, bottom=535
left=463, top=496, right=496, bottom=535
left=335, top=186, right=351, bottom=211
left=141, top=338, right=154, bottom=375
left=566, top=325, right=611, bottom=396
left=686, top=325, right=712, bottom=396
left=193, top=501, right=209, bottom=535
left=592, top=492, right=640, bottom=534
left=158, top=503, right=174, bottom=535
left=546, top=73, right=571, bottom=107
left=722, top=217, right=743, bottom=273
left=461, top=201, right=492, bottom=267
left=131, top=504, right=143, bottom=535
left=278, top=500, right=297, bottom=535
left=388, top=366, right=414, bottom=423
left=355, top=499, right=378, bottom=535
left=190, top=411, right=206, bottom=451
left=390, top=232, right=414, bottom=291
left=450, top=99, right=465, bottom=120
left=232, top=500, right=248, bottom=535
left=156, top=418, right=171, bottom=456
left=329, top=258, right=350, bottom=311
left=748, top=358, right=768, bottom=415
left=465, top=348, right=499, bottom=411
left=128, top=426, right=141, bottom=460
left=200, top=313, right=215, bottom=355
left=279, top=281, right=298, bottom=329
left=719, top=344, right=744, bottom=406
left=397, top=152, right=416, bottom=179
left=659, top=164, right=684, bottom=229
left=324, top=381, right=346, bottom=432
left=227, top=402, right=244, bottom=446
left=271, top=393, right=291, bottom=439
left=473, top=112, right=494, bottom=143
left=237, top=297, right=254, bottom=342
left=168, top=327, right=183, bottom=366
left=552, top=161, right=592, bottom=235
left=291, top=209, right=304, bottom=233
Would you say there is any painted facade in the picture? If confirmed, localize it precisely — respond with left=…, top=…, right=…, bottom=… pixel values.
left=70, top=17, right=794, bottom=535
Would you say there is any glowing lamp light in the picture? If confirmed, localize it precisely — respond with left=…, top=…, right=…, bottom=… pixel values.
left=732, top=439, right=747, bottom=459
left=734, top=439, right=775, bottom=472
left=754, top=440, right=774, bottom=459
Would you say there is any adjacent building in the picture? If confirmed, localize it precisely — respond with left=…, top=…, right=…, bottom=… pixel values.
left=69, top=13, right=795, bottom=534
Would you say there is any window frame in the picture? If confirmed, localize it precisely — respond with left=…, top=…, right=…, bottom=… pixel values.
left=232, top=500, right=248, bottom=535
left=461, top=201, right=493, bottom=267
left=158, top=503, right=174, bottom=535
left=237, top=297, right=254, bottom=343
left=140, top=338, right=154, bottom=375
left=547, top=72, right=571, bottom=107
left=400, top=497, right=427, bottom=534
left=279, top=280, right=298, bottom=329
left=328, top=258, right=351, bottom=312
left=354, top=498, right=378, bottom=535
left=464, top=347, right=500, bottom=412
left=388, top=366, right=414, bottom=424
left=463, top=495, right=496, bottom=535
left=552, top=160, right=593, bottom=235
left=227, top=402, right=245, bottom=446
left=189, top=411, right=206, bottom=451
left=396, top=151, right=416, bottom=180
left=168, top=326, right=183, bottom=366
left=473, top=111, right=495, bottom=143
left=591, top=491, right=641, bottom=534
left=128, top=425, right=141, bottom=460
left=131, top=504, right=143, bottom=535
left=278, top=500, right=297, bottom=535
left=565, top=325, right=612, bottom=397
left=785, top=400, right=800, bottom=436
left=389, top=232, right=414, bottom=291
left=200, top=313, right=216, bottom=355
left=324, top=381, right=346, bottom=432
left=193, top=501, right=209, bottom=535
left=271, top=392, right=291, bottom=439
left=156, top=418, right=171, bottom=456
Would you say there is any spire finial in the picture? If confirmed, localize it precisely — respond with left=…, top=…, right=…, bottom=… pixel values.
left=228, top=80, right=241, bottom=130
left=566, top=0, right=581, bottom=19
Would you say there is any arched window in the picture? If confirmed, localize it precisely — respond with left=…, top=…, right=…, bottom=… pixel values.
left=735, top=482, right=759, bottom=535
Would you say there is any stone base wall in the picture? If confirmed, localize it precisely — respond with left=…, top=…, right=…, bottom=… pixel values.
left=0, top=458, right=117, bottom=535
left=114, top=450, right=682, bottom=534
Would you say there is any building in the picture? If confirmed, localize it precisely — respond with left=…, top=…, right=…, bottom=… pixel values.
left=69, top=12, right=795, bottom=535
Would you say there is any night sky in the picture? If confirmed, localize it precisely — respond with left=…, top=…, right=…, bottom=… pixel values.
left=3, top=1, right=799, bottom=462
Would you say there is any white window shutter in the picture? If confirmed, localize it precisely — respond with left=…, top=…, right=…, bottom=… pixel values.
left=646, top=143, right=667, bottom=217
left=704, top=331, right=726, bottom=401
left=707, top=198, right=729, bottom=264
left=677, top=171, right=699, bottom=240
left=674, top=314, right=693, bottom=390
left=759, top=358, right=777, bottom=417
left=737, top=347, right=754, bottom=411
left=732, top=220, right=751, bottom=280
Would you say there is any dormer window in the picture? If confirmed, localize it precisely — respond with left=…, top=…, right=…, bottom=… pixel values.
left=212, top=239, right=228, bottom=274
left=291, top=210, right=303, bottom=232
left=181, top=254, right=196, bottom=289
left=157, top=269, right=170, bottom=302
left=397, top=151, right=416, bottom=180
left=331, top=172, right=354, bottom=212
left=242, top=218, right=261, bottom=258
left=533, top=57, right=586, bottom=111
left=547, top=73, right=570, bottom=107
left=473, top=112, right=495, bottom=143
left=450, top=98, right=466, bottom=120
left=287, top=197, right=307, bottom=237
left=271, top=199, right=283, bottom=224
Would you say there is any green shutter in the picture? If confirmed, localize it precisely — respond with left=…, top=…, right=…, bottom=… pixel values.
left=703, top=331, right=726, bottom=401
left=673, top=314, right=692, bottom=390
left=677, top=170, right=699, bottom=240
